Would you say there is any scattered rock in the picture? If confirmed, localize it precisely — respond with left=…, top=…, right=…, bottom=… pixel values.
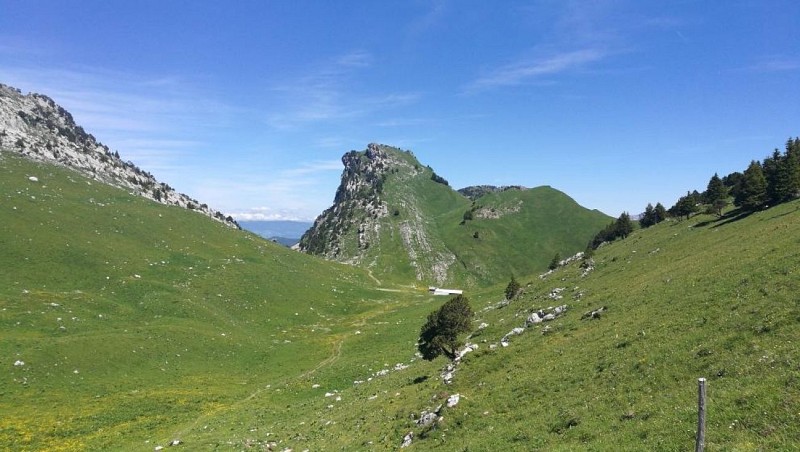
left=500, top=327, right=525, bottom=346
left=526, top=312, right=542, bottom=326
left=582, top=306, right=607, bottom=320
left=416, top=410, right=439, bottom=426
left=446, top=393, right=460, bottom=408
left=441, top=363, right=456, bottom=384
left=14, top=360, right=24, bottom=366
left=401, top=431, right=414, bottom=448
left=454, top=343, right=478, bottom=362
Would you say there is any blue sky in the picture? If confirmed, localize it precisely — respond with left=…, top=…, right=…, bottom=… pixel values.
left=1, top=1, right=798, bottom=220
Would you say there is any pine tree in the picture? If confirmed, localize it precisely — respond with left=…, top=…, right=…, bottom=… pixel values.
left=504, top=275, right=521, bottom=300
left=654, top=203, right=667, bottom=224
left=548, top=253, right=561, bottom=270
left=418, top=295, right=474, bottom=361
left=763, top=149, right=782, bottom=206
left=723, top=171, right=744, bottom=203
left=615, top=212, right=634, bottom=238
left=670, top=192, right=699, bottom=220
left=640, top=203, right=656, bottom=228
left=735, top=160, right=768, bottom=211
left=781, top=138, right=800, bottom=201
left=705, top=173, right=728, bottom=216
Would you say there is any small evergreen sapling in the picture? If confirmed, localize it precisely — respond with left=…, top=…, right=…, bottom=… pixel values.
left=505, top=275, right=521, bottom=300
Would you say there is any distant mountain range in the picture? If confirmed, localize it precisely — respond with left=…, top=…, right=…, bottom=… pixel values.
left=238, top=220, right=312, bottom=246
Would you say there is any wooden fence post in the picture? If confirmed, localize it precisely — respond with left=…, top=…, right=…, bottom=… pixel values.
left=695, top=377, right=706, bottom=452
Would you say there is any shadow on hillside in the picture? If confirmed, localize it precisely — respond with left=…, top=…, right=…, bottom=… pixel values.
left=711, top=210, right=755, bottom=228
left=692, top=209, right=753, bottom=228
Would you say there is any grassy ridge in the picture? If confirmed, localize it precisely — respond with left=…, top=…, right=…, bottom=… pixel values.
left=347, top=146, right=611, bottom=286
left=3, top=149, right=798, bottom=450
left=268, top=201, right=799, bottom=450
left=438, top=186, right=611, bottom=284
left=390, top=202, right=800, bottom=450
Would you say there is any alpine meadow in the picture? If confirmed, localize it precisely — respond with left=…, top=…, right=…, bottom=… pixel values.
left=1, top=3, right=800, bottom=450
left=2, top=81, right=800, bottom=450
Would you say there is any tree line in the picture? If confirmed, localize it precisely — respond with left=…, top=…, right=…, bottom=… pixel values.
left=667, top=137, right=800, bottom=218
left=588, top=137, right=799, bottom=251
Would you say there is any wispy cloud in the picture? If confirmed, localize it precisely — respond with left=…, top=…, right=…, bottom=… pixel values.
left=264, top=51, right=420, bottom=129
left=465, top=48, right=607, bottom=93
left=335, top=50, right=372, bottom=68
left=408, top=0, right=448, bottom=36
left=198, top=159, right=344, bottom=221
left=0, top=65, right=235, bottom=177
left=283, top=160, right=343, bottom=177
left=743, top=55, right=800, bottom=73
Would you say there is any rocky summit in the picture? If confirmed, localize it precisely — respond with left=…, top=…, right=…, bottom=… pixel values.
left=300, top=143, right=611, bottom=286
left=0, top=83, right=237, bottom=227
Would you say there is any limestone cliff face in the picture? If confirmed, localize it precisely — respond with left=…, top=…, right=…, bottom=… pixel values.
left=0, top=83, right=238, bottom=227
left=299, top=143, right=613, bottom=287
left=299, top=143, right=396, bottom=262
left=299, top=143, right=461, bottom=285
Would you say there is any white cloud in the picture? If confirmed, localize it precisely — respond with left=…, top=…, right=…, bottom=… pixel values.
left=744, top=55, right=800, bottom=73
left=191, top=159, right=344, bottom=221
left=0, top=64, right=241, bottom=185
left=465, top=48, right=607, bottom=93
left=229, top=207, right=314, bottom=222
left=264, top=51, right=420, bottom=129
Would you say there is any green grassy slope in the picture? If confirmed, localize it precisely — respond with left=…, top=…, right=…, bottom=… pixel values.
left=4, top=147, right=798, bottom=451
left=0, top=151, right=425, bottom=450
left=329, top=145, right=612, bottom=287
left=296, top=201, right=800, bottom=450
left=370, top=153, right=471, bottom=284
left=439, top=186, right=611, bottom=285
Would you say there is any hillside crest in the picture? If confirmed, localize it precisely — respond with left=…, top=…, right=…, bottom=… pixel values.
left=300, top=143, right=611, bottom=286
left=0, top=83, right=237, bottom=227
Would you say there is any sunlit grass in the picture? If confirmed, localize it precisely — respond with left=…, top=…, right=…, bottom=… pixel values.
left=2, top=149, right=799, bottom=450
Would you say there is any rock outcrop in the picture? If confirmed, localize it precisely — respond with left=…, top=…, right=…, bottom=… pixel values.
left=0, top=83, right=238, bottom=228
left=299, top=143, right=457, bottom=283
left=299, top=143, right=395, bottom=260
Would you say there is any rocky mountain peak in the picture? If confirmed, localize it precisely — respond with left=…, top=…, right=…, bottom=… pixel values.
left=0, top=83, right=238, bottom=228
left=301, top=144, right=411, bottom=260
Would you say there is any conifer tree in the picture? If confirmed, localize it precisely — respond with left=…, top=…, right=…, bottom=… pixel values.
left=615, top=212, right=634, bottom=238
left=736, top=160, right=768, bottom=211
left=548, top=253, right=561, bottom=270
left=670, top=192, right=699, bottom=220
left=705, top=173, right=728, bottom=216
left=654, top=202, right=667, bottom=223
left=504, top=275, right=521, bottom=300
left=778, top=138, right=800, bottom=201
left=418, top=295, right=474, bottom=361
left=640, top=203, right=656, bottom=228
left=763, top=149, right=782, bottom=205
